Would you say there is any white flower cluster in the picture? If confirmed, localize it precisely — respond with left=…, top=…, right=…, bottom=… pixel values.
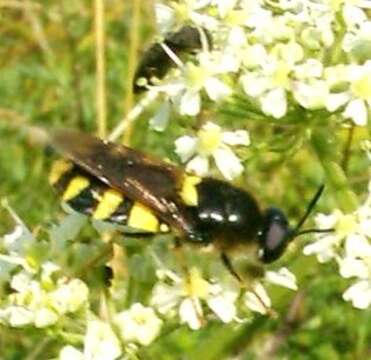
left=60, top=303, right=163, bottom=360
left=149, top=0, right=371, bottom=126
left=0, top=217, right=89, bottom=328
left=150, top=266, right=297, bottom=330
left=303, top=180, right=371, bottom=309
left=0, top=211, right=164, bottom=356
left=0, top=265, right=89, bottom=328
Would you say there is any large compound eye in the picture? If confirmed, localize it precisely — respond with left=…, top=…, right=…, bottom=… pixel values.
left=258, top=207, right=291, bottom=263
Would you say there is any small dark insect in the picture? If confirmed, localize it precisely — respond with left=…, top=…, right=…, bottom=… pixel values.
left=49, top=129, right=331, bottom=280
left=133, top=25, right=212, bottom=93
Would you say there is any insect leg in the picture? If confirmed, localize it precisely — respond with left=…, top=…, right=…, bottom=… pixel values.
left=220, top=252, right=242, bottom=283
left=221, top=253, right=277, bottom=318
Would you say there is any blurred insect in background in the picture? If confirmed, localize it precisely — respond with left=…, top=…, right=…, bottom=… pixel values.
left=133, top=25, right=212, bottom=93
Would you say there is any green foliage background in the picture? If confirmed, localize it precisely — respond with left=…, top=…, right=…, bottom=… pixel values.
left=0, top=1, right=370, bottom=359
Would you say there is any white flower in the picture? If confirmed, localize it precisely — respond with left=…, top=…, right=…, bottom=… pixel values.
left=172, top=60, right=232, bottom=116
left=34, top=308, right=59, bottom=328
left=338, top=256, right=369, bottom=279
left=261, top=87, right=287, bottom=118
left=0, top=306, right=34, bottom=327
left=303, top=212, right=344, bottom=262
left=155, top=1, right=217, bottom=34
left=293, top=59, right=323, bottom=80
left=215, top=0, right=238, bottom=18
left=343, top=98, right=369, bottom=126
left=0, top=265, right=89, bottom=328
left=145, top=0, right=370, bottom=125
left=59, top=320, right=123, bottom=360
left=304, top=181, right=371, bottom=309
left=155, top=3, right=176, bottom=34
left=49, top=278, right=89, bottom=315
left=175, top=122, right=249, bottom=180
left=339, top=62, right=371, bottom=126
left=10, top=272, right=32, bottom=292
left=59, top=345, right=84, bottom=360
left=115, top=303, right=163, bottom=346
left=293, top=79, right=329, bottom=110
left=265, top=267, right=298, bottom=291
left=84, top=320, right=122, bottom=360
left=150, top=267, right=239, bottom=330
left=241, top=48, right=300, bottom=118
left=243, top=282, right=271, bottom=315
left=342, top=280, right=371, bottom=310
left=342, top=4, right=367, bottom=30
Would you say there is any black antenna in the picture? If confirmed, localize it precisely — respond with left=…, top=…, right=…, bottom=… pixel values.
left=293, top=184, right=325, bottom=234
left=296, top=228, right=334, bottom=236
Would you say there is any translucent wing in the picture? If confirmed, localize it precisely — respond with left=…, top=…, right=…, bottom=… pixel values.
left=50, top=129, right=199, bottom=238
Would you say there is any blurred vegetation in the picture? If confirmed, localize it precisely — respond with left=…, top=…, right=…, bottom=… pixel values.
left=0, top=1, right=370, bottom=359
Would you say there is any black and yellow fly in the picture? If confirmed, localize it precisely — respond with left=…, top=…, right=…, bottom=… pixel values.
left=48, top=129, right=330, bottom=279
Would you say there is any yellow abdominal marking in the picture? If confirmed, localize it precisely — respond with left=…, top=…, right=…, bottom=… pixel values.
left=93, top=189, right=123, bottom=220
left=180, top=175, right=202, bottom=206
left=62, top=176, right=90, bottom=201
left=128, top=202, right=159, bottom=232
left=49, top=159, right=73, bottom=185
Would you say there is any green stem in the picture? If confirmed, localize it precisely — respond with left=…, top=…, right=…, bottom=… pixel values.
left=311, top=130, right=359, bottom=213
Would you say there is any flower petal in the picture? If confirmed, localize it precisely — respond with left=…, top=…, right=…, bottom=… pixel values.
left=84, top=320, right=121, bottom=360
left=244, top=283, right=271, bottom=315
left=339, top=257, right=369, bottom=279
left=325, top=92, right=351, bottom=112
left=179, top=298, right=203, bottom=330
left=303, top=236, right=338, bottom=263
left=222, top=130, right=250, bottom=146
left=344, top=233, right=371, bottom=258
left=207, top=294, right=236, bottom=323
left=204, top=77, right=231, bottom=101
left=241, top=74, right=271, bottom=97
left=115, top=303, right=162, bottom=346
left=186, top=156, right=210, bottom=176
left=59, top=346, right=84, bottom=360
left=261, top=88, right=287, bottom=118
left=149, top=101, right=171, bottom=131
left=180, top=90, right=201, bottom=116
left=343, top=280, right=371, bottom=309
left=343, top=98, right=368, bottom=126
left=293, top=80, right=328, bottom=110
left=175, top=136, right=198, bottom=162
left=150, top=283, right=181, bottom=315
left=265, top=267, right=298, bottom=290
left=213, top=147, right=244, bottom=180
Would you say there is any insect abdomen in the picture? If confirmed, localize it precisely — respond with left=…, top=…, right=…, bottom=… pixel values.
left=133, top=26, right=211, bottom=93
left=49, top=159, right=164, bottom=234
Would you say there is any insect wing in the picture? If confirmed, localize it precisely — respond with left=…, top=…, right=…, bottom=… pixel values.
left=50, top=129, right=193, bottom=235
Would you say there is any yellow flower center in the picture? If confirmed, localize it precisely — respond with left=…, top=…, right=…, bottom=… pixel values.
left=225, top=10, right=247, bottom=26
left=351, top=72, right=371, bottom=101
left=133, top=313, right=147, bottom=325
left=272, top=62, right=291, bottom=88
left=329, top=0, right=344, bottom=11
left=198, top=126, right=222, bottom=155
left=173, top=4, right=191, bottom=23
left=186, top=63, right=208, bottom=90
left=182, top=268, right=210, bottom=299
left=335, top=213, right=358, bottom=238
